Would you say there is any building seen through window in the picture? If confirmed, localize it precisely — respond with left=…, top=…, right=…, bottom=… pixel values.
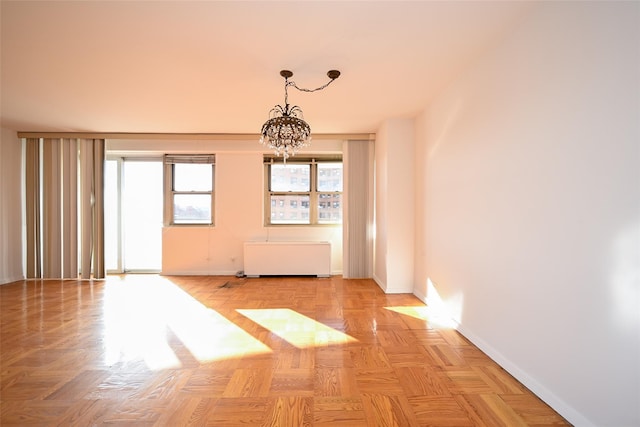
left=266, top=158, right=342, bottom=225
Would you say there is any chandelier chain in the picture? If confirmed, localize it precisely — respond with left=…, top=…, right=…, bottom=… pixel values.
left=282, top=71, right=339, bottom=105
left=290, top=78, right=337, bottom=93
left=283, top=79, right=336, bottom=106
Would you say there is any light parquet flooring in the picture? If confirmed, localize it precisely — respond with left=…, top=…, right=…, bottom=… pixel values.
left=0, top=275, right=570, bottom=426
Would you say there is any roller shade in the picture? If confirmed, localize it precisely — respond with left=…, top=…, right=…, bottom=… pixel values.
left=164, top=154, right=215, bottom=164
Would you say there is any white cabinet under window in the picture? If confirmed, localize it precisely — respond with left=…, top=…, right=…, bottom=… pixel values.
left=244, top=241, right=331, bottom=277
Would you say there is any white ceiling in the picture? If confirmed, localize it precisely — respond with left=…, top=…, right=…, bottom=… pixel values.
left=1, top=1, right=536, bottom=135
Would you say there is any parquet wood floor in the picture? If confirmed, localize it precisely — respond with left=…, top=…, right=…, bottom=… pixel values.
left=0, top=275, right=569, bottom=426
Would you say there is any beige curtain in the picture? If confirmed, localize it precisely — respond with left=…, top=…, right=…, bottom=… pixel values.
left=42, top=138, right=62, bottom=277
left=62, top=139, right=78, bottom=278
left=80, top=139, right=105, bottom=279
left=25, top=139, right=41, bottom=278
left=342, top=140, right=374, bottom=278
left=24, top=138, right=105, bottom=279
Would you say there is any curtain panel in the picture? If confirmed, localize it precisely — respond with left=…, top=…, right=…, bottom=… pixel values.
left=25, top=138, right=41, bottom=278
left=342, top=139, right=374, bottom=278
left=24, top=138, right=105, bottom=279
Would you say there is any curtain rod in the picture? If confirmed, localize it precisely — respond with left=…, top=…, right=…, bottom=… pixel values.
left=17, top=132, right=375, bottom=141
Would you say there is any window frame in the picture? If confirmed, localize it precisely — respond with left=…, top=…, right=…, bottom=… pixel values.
left=164, top=154, right=215, bottom=226
left=264, top=155, right=343, bottom=226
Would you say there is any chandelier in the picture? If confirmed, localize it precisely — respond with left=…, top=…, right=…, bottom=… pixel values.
left=260, top=69, right=340, bottom=162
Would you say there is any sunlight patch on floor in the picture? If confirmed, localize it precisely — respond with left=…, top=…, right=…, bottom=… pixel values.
left=236, top=308, right=358, bottom=348
left=103, top=275, right=271, bottom=369
left=170, top=306, right=272, bottom=363
left=103, top=276, right=183, bottom=369
left=385, top=305, right=457, bottom=328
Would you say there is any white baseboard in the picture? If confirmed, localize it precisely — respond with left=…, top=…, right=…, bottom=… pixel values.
left=384, top=286, right=413, bottom=294
left=454, top=323, right=595, bottom=427
left=372, top=274, right=385, bottom=291
left=411, top=286, right=592, bottom=426
left=160, top=270, right=238, bottom=276
left=372, top=275, right=415, bottom=294
left=1, top=275, right=24, bottom=285
left=160, top=270, right=343, bottom=277
left=413, top=288, right=427, bottom=303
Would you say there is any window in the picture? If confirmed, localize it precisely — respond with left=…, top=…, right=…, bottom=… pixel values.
left=265, top=156, right=342, bottom=225
left=164, top=154, right=215, bottom=225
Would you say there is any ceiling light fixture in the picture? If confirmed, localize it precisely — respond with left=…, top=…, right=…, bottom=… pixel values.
left=260, top=69, right=340, bottom=162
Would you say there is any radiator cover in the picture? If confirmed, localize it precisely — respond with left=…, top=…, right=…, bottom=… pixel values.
left=243, top=241, right=331, bottom=277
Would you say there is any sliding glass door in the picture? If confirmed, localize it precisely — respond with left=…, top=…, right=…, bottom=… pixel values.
left=105, top=158, right=163, bottom=273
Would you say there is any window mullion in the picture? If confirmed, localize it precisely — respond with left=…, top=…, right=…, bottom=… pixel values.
left=310, top=163, right=317, bottom=225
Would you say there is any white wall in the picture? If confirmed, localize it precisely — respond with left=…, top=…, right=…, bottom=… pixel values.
left=0, top=127, right=24, bottom=284
left=414, top=2, right=639, bottom=426
left=108, top=138, right=344, bottom=275
left=374, top=119, right=415, bottom=293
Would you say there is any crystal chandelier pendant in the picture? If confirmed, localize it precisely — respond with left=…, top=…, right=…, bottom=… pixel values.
left=260, top=69, right=339, bottom=162
left=260, top=105, right=311, bottom=163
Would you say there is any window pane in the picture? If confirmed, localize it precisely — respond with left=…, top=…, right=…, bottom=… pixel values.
left=318, top=193, right=342, bottom=224
left=317, top=163, right=343, bottom=192
left=174, top=164, right=212, bottom=191
left=174, top=194, right=211, bottom=224
left=271, top=164, right=310, bottom=192
left=270, top=195, right=310, bottom=224
left=124, top=161, right=163, bottom=270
